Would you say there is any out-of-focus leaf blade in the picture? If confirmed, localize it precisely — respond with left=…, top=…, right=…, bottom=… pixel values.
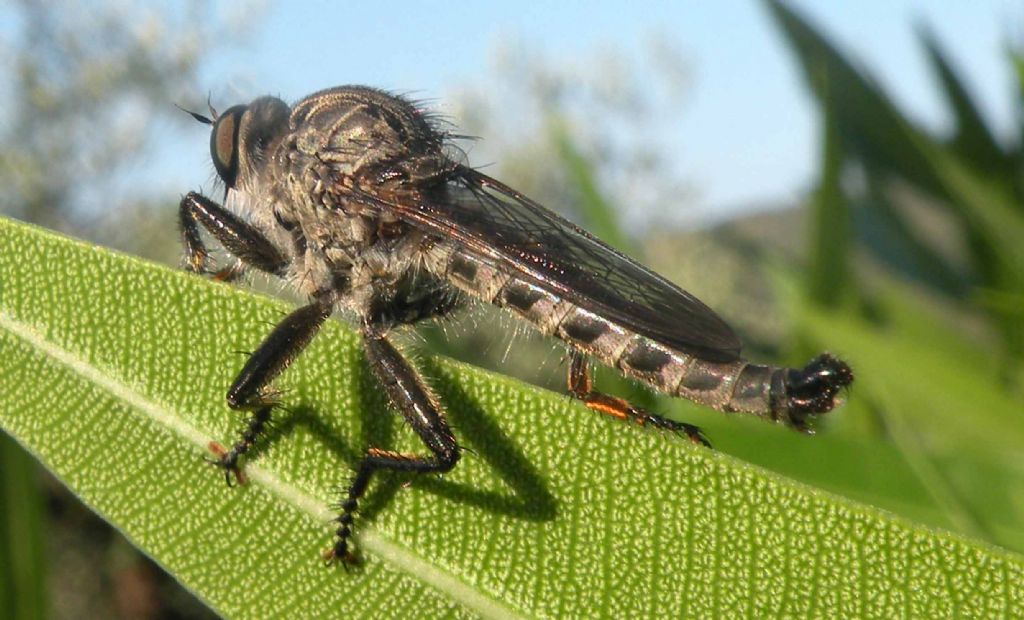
left=977, top=289, right=1024, bottom=320
left=806, top=102, right=852, bottom=306
left=918, top=23, right=1011, bottom=181
left=854, top=172, right=970, bottom=296
left=766, top=0, right=1024, bottom=364
left=1008, top=49, right=1024, bottom=157
left=764, top=0, right=945, bottom=196
left=910, top=135, right=1024, bottom=276
left=0, top=434, right=46, bottom=620
left=765, top=0, right=1024, bottom=273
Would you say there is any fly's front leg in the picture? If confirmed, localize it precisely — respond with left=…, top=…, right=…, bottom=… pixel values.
left=179, top=191, right=288, bottom=280
left=325, top=326, right=460, bottom=565
left=209, top=300, right=332, bottom=485
left=567, top=351, right=711, bottom=447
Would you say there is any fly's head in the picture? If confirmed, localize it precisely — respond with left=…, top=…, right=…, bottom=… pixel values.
left=184, top=96, right=291, bottom=202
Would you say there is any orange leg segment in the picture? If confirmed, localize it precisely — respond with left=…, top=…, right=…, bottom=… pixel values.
left=567, top=351, right=711, bottom=447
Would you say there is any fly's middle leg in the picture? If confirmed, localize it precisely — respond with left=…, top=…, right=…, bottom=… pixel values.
left=325, top=325, right=460, bottom=565
left=567, top=351, right=711, bottom=447
left=208, top=300, right=332, bottom=485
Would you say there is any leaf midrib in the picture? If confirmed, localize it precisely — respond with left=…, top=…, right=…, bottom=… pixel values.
left=0, top=308, right=524, bottom=620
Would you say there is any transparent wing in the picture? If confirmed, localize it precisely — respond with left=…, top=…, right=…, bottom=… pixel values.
left=356, top=166, right=741, bottom=362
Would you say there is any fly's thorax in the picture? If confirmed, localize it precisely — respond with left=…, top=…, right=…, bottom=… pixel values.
left=286, top=86, right=450, bottom=195
left=276, top=197, right=445, bottom=322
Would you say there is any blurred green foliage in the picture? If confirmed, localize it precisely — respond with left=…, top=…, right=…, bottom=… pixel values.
left=766, top=0, right=1024, bottom=372
left=0, top=434, right=46, bottom=620
left=765, top=0, right=1024, bottom=551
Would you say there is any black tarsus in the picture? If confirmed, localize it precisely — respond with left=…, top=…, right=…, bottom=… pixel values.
left=325, top=324, right=461, bottom=565
left=178, top=191, right=289, bottom=277
left=206, top=406, right=271, bottom=486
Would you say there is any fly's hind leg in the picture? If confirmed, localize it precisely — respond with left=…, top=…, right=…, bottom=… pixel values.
left=325, top=325, right=460, bottom=565
left=567, top=351, right=711, bottom=447
left=208, top=300, right=332, bottom=485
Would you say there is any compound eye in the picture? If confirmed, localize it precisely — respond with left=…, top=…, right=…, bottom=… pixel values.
left=210, top=105, right=247, bottom=188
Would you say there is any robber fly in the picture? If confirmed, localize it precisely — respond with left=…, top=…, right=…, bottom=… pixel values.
left=178, top=86, right=853, bottom=564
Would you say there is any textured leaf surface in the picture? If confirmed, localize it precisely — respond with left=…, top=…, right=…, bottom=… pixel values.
left=1, top=216, right=1022, bottom=619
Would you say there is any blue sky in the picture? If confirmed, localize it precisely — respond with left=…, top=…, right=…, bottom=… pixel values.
left=170, top=0, right=1017, bottom=223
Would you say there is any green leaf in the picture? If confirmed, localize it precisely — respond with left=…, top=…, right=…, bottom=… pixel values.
left=764, top=0, right=943, bottom=197
left=1, top=216, right=1022, bottom=618
left=1006, top=49, right=1024, bottom=157
left=918, top=23, right=1010, bottom=179
left=0, top=434, right=47, bottom=620
left=856, top=173, right=970, bottom=297
left=765, top=0, right=1024, bottom=364
left=806, top=101, right=852, bottom=306
left=764, top=0, right=1024, bottom=270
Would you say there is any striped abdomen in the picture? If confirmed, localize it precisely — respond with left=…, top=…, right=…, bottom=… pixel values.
left=424, top=243, right=852, bottom=429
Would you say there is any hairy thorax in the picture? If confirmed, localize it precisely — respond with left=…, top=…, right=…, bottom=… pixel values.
left=244, top=88, right=459, bottom=327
